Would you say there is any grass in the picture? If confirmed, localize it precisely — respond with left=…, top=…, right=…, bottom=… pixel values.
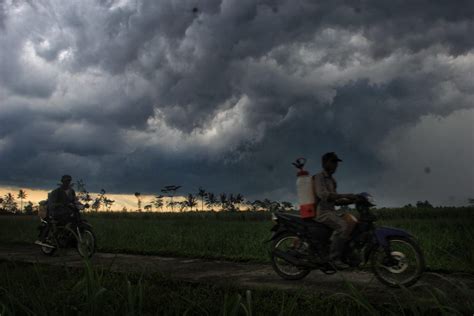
left=0, top=207, right=473, bottom=272
left=1, top=260, right=473, bottom=315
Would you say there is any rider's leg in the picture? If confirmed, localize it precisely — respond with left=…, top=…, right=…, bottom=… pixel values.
left=316, top=212, right=350, bottom=261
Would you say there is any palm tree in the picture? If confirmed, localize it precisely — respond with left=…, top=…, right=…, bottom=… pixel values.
left=205, top=193, right=218, bottom=211
left=185, top=194, right=198, bottom=211
left=134, top=192, right=142, bottom=212
left=219, top=193, right=228, bottom=211
left=197, top=187, right=206, bottom=211
left=233, top=193, right=244, bottom=211
left=17, top=190, right=27, bottom=213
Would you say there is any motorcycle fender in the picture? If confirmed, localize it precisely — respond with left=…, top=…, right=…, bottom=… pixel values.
left=266, top=225, right=286, bottom=243
left=374, top=226, right=412, bottom=248
left=80, top=221, right=93, bottom=229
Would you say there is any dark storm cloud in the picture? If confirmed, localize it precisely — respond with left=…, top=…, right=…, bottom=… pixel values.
left=0, top=0, right=473, bottom=205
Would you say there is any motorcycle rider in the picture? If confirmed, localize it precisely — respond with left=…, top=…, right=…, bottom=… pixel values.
left=313, top=152, right=359, bottom=269
left=35, top=175, right=77, bottom=246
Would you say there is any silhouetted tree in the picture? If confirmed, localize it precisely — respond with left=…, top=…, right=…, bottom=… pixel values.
left=153, top=195, right=165, bottom=211
left=134, top=192, right=142, bottom=212
left=17, top=190, right=27, bottom=213
left=250, top=200, right=264, bottom=211
left=177, top=201, right=187, bottom=212
left=104, top=198, right=115, bottom=211
left=24, top=201, right=34, bottom=214
left=205, top=193, right=218, bottom=211
left=185, top=194, right=198, bottom=211
left=161, top=185, right=181, bottom=212
left=76, top=179, right=93, bottom=208
left=197, top=187, right=206, bottom=211
left=468, top=198, right=474, bottom=207
left=91, top=189, right=106, bottom=212
left=416, top=200, right=433, bottom=208
left=219, top=193, right=228, bottom=211
left=144, top=204, right=152, bottom=212
left=281, top=201, right=294, bottom=211
left=1, top=193, right=17, bottom=213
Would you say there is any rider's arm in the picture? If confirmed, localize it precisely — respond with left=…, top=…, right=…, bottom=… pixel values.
left=335, top=197, right=355, bottom=205
left=314, top=174, right=358, bottom=203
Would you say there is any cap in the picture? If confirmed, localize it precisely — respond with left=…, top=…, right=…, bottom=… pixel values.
left=322, top=152, right=343, bottom=164
left=61, top=175, right=72, bottom=182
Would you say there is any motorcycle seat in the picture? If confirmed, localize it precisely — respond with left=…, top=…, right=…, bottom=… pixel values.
left=276, top=212, right=330, bottom=230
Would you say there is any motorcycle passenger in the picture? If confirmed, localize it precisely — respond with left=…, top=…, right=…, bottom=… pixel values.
left=313, top=152, right=359, bottom=269
left=35, top=175, right=77, bottom=247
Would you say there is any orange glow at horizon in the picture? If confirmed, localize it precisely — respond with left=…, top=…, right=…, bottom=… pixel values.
left=0, top=185, right=248, bottom=212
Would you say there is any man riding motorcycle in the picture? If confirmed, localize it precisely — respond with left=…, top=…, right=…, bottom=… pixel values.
left=35, top=174, right=78, bottom=247
left=313, top=152, right=360, bottom=269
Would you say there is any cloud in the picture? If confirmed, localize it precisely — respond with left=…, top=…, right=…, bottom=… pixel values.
left=0, top=0, right=473, bottom=205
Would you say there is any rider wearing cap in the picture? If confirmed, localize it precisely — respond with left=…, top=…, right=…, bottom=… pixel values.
left=48, top=175, right=77, bottom=220
left=35, top=175, right=77, bottom=246
left=313, top=152, right=359, bottom=268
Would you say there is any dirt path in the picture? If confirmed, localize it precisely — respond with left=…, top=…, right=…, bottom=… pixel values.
left=1, top=244, right=473, bottom=298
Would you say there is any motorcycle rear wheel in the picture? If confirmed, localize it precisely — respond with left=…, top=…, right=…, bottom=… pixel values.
left=270, top=233, right=311, bottom=280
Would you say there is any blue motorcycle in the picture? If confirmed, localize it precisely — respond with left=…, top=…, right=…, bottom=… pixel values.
left=269, top=194, right=425, bottom=287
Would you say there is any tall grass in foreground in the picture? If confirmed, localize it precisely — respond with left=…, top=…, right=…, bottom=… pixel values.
left=1, top=260, right=473, bottom=315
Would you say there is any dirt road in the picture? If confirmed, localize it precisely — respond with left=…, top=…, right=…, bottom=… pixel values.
left=1, top=243, right=473, bottom=298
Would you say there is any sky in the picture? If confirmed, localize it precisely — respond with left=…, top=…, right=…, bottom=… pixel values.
left=0, top=0, right=473, bottom=207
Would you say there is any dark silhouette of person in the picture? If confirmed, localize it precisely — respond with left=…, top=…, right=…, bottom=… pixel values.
left=48, top=174, right=77, bottom=221
left=313, top=152, right=359, bottom=269
left=35, top=175, right=77, bottom=246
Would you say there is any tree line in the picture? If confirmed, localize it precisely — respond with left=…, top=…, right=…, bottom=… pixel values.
left=2, top=183, right=474, bottom=214
left=76, top=181, right=295, bottom=213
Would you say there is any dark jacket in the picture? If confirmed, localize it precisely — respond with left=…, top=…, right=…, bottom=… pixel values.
left=48, top=187, right=76, bottom=217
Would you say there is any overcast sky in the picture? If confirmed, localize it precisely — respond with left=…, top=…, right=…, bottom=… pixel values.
left=0, top=0, right=473, bottom=206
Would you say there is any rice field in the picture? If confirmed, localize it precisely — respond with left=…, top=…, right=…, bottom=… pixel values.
left=0, top=207, right=473, bottom=272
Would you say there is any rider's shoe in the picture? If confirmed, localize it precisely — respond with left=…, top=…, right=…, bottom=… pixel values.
left=330, top=259, right=350, bottom=270
left=34, top=240, right=54, bottom=248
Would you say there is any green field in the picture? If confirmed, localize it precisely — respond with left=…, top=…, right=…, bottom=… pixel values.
left=0, top=207, right=473, bottom=272
left=1, top=260, right=473, bottom=315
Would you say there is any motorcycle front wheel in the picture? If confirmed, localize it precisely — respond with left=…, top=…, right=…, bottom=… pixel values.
left=370, top=236, right=425, bottom=287
left=40, top=228, right=57, bottom=256
left=270, top=233, right=311, bottom=280
left=77, top=229, right=96, bottom=258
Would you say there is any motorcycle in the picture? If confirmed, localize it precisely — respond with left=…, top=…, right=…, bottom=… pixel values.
left=269, top=194, right=425, bottom=287
left=37, top=202, right=96, bottom=258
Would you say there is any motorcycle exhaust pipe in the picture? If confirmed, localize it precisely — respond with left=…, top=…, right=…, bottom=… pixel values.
left=272, top=249, right=313, bottom=268
left=34, top=241, right=56, bottom=249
